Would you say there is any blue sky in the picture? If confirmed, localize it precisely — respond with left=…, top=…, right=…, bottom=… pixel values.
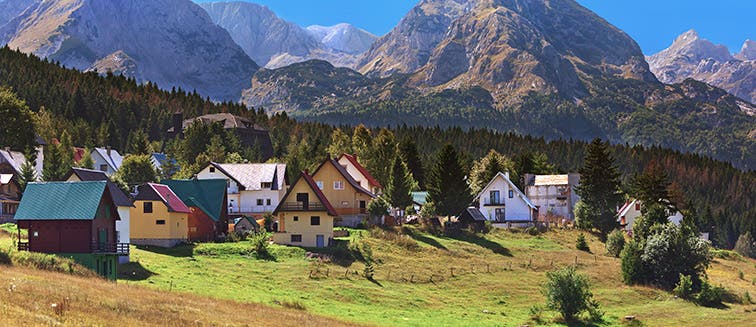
left=195, top=0, right=754, bottom=55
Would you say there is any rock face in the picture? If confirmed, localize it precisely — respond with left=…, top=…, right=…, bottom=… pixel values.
left=0, top=0, right=37, bottom=28
left=200, top=1, right=377, bottom=69
left=0, top=0, right=258, bottom=101
left=648, top=30, right=756, bottom=103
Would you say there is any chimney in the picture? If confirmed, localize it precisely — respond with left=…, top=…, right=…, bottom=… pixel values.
left=106, top=146, right=112, bottom=157
left=172, top=112, right=184, bottom=139
left=504, top=171, right=510, bottom=179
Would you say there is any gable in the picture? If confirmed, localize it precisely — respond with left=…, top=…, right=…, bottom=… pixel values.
left=312, top=159, right=375, bottom=197
left=161, top=179, right=227, bottom=221
left=274, top=172, right=337, bottom=216
left=476, top=172, right=536, bottom=209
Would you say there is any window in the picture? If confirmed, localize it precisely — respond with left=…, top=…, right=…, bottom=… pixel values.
left=311, top=216, right=321, bottom=226
left=293, top=216, right=299, bottom=222
left=257, top=199, right=264, bottom=206
left=341, top=201, right=349, bottom=207
left=143, top=202, right=153, bottom=213
left=291, top=234, right=302, bottom=243
left=316, top=181, right=323, bottom=189
left=509, top=190, right=514, bottom=199
left=209, top=167, right=216, bottom=173
left=156, top=220, right=166, bottom=225
left=261, top=182, right=272, bottom=189
left=635, top=202, right=641, bottom=211
left=334, top=181, right=344, bottom=190
left=266, top=199, right=271, bottom=206
left=99, top=164, right=108, bottom=172
left=489, top=191, right=500, bottom=205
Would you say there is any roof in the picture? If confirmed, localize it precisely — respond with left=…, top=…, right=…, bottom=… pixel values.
left=475, top=172, right=537, bottom=209
left=531, top=175, right=569, bottom=186
left=339, top=154, right=382, bottom=189
left=458, top=207, right=487, bottom=222
left=14, top=181, right=110, bottom=220
left=161, top=179, right=227, bottom=222
left=169, top=113, right=267, bottom=132
left=134, top=183, right=191, bottom=214
left=313, top=158, right=376, bottom=197
left=412, top=191, right=429, bottom=206
left=234, top=216, right=259, bottom=227
left=273, top=171, right=338, bottom=216
left=64, top=168, right=133, bottom=207
left=617, top=199, right=638, bottom=217
left=0, top=149, right=26, bottom=175
left=92, top=148, right=123, bottom=172
left=208, top=162, right=286, bottom=191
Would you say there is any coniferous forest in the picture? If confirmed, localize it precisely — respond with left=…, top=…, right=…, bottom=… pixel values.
left=0, top=46, right=753, bottom=249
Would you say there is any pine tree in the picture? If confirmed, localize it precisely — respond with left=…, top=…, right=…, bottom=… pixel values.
left=386, top=155, right=414, bottom=209
left=398, top=137, right=424, bottom=188
left=126, top=130, right=151, bottom=155
left=18, top=160, right=37, bottom=192
left=351, top=124, right=373, bottom=164
left=204, top=134, right=227, bottom=163
left=366, top=128, right=397, bottom=187
left=575, top=138, right=623, bottom=240
left=326, top=128, right=352, bottom=158
left=428, top=144, right=472, bottom=216
left=469, top=150, right=514, bottom=195
left=630, top=161, right=673, bottom=210
left=42, top=142, right=69, bottom=181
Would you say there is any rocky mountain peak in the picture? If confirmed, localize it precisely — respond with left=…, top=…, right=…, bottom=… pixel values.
left=306, top=24, right=377, bottom=55
left=737, top=39, right=756, bottom=60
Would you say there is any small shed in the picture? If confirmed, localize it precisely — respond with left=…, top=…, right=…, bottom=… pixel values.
left=457, top=207, right=487, bottom=232
left=233, top=216, right=260, bottom=235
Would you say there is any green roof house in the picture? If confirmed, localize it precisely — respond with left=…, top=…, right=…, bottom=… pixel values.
left=161, top=179, right=229, bottom=242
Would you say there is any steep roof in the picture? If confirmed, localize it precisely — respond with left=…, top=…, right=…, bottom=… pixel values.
left=339, top=154, right=382, bottom=189
left=64, top=168, right=133, bottom=207
left=92, top=148, right=123, bottom=172
left=208, top=162, right=286, bottom=191
left=475, top=172, right=537, bottom=209
left=161, top=179, right=227, bottom=222
left=134, top=183, right=191, bottom=214
left=314, top=158, right=376, bottom=197
left=458, top=207, right=487, bottom=222
left=617, top=199, right=637, bottom=217
left=0, top=149, right=26, bottom=175
left=273, top=171, right=338, bottom=216
left=14, top=181, right=110, bottom=220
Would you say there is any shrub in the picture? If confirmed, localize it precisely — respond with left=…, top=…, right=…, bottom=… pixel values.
left=695, top=280, right=724, bottom=307
left=744, top=291, right=753, bottom=304
left=251, top=233, right=273, bottom=260
left=605, top=229, right=625, bottom=257
left=673, top=274, right=694, bottom=299
left=364, top=260, right=375, bottom=281
left=543, top=266, right=602, bottom=322
left=0, top=248, right=10, bottom=265
left=620, top=240, right=646, bottom=285
left=576, top=233, right=590, bottom=252
left=733, top=232, right=756, bottom=259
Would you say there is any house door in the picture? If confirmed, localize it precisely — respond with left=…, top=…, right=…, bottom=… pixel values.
left=495, top=208, right=506, bottom=222
left=99, top=228, right=107, bottom=251
left=316, top=235, right=325, bottom=248
left=359, top=200, right=366, bottom=214
left=296, top=193, right=309, bottom=210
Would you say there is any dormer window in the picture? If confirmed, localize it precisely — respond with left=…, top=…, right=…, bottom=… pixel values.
left=261, top=182, right=272, bottom=189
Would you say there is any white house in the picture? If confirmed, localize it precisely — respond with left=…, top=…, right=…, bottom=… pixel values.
left=337, top=154, right=383, bottom=195
left=90, top=147, right=123, bottom=176
left=65, top=168, right=134, bottom=264
left=474, top=172, right=538, bottom=223
left=617, top=199, right=684, bottom=234
left=523, top=174, right=580, bottom=221
left=196, top=162, right=287, bottom=218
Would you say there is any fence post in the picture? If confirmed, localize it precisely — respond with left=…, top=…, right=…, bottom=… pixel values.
left=487, top=264, right=490, bottom=273
left=575, top=256, right=578, bottom=265
left=326, top=268, right=330, bottom=277
left=411, top=275, right=414, bottom=283
left=451, top=267, right=455, bottom=277
left=388, top=269, right=391, bottom=280
left=345, top=269, right=349, bottom=278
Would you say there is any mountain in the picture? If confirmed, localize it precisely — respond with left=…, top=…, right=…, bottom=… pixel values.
left=0, top=0, right=36, bottom=28
left=648, top=30, right=756, bottom=103
left=199, top=1, right=377, bottom=69
left=0, top=0, right=258, bottom=101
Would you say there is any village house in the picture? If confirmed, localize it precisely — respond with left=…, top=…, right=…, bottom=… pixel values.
left=337, top=154, right=383, bottom=194
left=167, top=112, right=274, bottom=161
left=196, top=162, right=287, bottom=218
left=311, top=158, right=377, bottom=227
left=0, top=174, right=20, bottom=223
left=474, top=172, right=538, bottom=223
left=130, top=183, right=191, bottom=247
left=232, top=216, right=260, bottom=235
left=14, top=181, right=127, bottom=280
left=617, top=199, right=684, bottom=234
left=150, top=152, right=179, bottom=176
left=65, top=168, right=134, bottom=263
left=90, top=147, right=123, bottom=175
left=161, top=179, right=228, bottom=242
left=272, top=171, right=337, bottom=248
left=523, top=173, right=580, bottom=221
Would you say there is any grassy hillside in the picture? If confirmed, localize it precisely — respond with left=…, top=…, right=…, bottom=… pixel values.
left=0, top=232, right=356, bottom=326
left=120, top=228, right=756, bottom=326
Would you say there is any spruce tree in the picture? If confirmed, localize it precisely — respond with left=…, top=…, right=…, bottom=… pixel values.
left=398, top=137, right=424, bottom=188
left=126, top=130, right=151, bottom=155
left=351, top=124, right=373, bottom=164
left=77, top=149, right=95, bottom=169
left=469, top=150, right=513, bottom=195
left=18, top=160, right=37, bottom=192
left=42, top=143, right=69, bottom=181
left=386, top=155, right=414, bottom=209
left=428, top=144, right=472, bottom=217
left=367, top=128, right=397, bottom=187
left=575, top=138, right=623, bottom=240
left=326, top=128, right=352, bottom=158
left=630, top=162, right=673, bottom=210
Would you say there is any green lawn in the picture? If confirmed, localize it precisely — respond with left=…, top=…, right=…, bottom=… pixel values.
left=121, top=227, right=756, bottom=326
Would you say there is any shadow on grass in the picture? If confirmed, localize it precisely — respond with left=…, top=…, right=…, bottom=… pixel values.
left=303, top=239, right=356, bottom=267
left=404, top=228, right=448, bottom=250
left=448, top=231, right=512, bottom=257
left=135, top=243, right=195, bottom=257
left=118, top=261, right=157, bottom=281
left=368, top=277, right=383, bottom=287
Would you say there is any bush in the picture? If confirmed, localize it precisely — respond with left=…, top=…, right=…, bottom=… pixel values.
left=543, top=266, right=602, bottom=322
left=605, top=229, right=626, bottom=257
left=251, top=233, right=273, bottom=260
left=673, top=274, right=694, bottom=299
left=695, top=280, right=724, bottom=307
left=620, top=240, right=646, bottom=285
left=576, top=234, right=590, bottom=252
left=733, top=232, right=756, bottom=259
left=0, top=248, right=10, bottom=265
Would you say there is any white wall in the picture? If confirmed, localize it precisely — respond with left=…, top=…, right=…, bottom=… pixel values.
left=337, top=157, right=372, bottom=191
left=197, top=166, right=285, bottom=215
left=526, top=185, right=571, bottom=219
left=478, top=175, right=532, bottom=222
left=91, top=152, right=116, bottom=176
left=117, top=206, right=130, bottom=264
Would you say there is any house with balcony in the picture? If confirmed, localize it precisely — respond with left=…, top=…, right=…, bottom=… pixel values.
left=161, top=179, right=228, bottom=242
left=311, top=158, right=377, bottom=227
left=337, top=154, right=383, bottom=195
left=523, top=173, right=580, bottom=221
left=474, top=172, right=537, bottom=223
left=65, top=168, right=134, bottom=263
left=272, top=171, right=337, bottom=248
left=14, top=181, right=127, bottom=280
left=130, top=183, right=191, bottom=247
left=196, top=162, right=286, bottom=218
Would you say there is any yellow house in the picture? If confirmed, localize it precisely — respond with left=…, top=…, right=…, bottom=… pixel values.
left=310, top=158, right=377, bottom=227
left=130, top=183, right=191, bottom=247
left=272, top=172, right=337, bottom=248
